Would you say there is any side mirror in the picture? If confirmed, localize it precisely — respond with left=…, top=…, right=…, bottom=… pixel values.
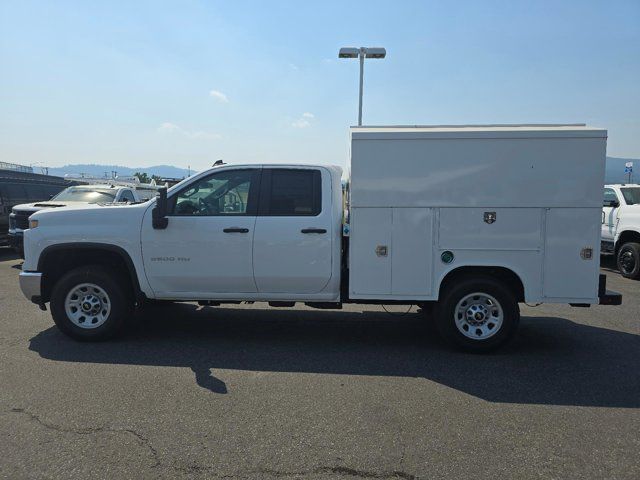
left=152, top=187, right=169, bottom=229
left=603, top=199, right=620, bottom=208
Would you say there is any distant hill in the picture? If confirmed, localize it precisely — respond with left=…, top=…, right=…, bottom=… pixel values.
left=37, top=157, right=638, bottom=184
left=46, top=164, right=192, bottom=180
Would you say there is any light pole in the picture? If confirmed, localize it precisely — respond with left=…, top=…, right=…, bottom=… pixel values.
left=338, top=47, right=386, bottom=126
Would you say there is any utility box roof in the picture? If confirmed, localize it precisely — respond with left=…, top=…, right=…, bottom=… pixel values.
left=349, top=123, right=607, bottom=209
left=351, top=124, right=607, bottom=140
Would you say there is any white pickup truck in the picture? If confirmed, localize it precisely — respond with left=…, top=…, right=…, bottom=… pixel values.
left=602, top=184, right=640, bottom=279
left=18, top=125, right=621, bottom=351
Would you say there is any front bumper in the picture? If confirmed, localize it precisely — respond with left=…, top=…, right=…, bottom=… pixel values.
left=19, top=271, right=42, bottom=304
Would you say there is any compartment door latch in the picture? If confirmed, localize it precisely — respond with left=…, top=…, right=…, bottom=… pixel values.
left=484, top=211, right=497, bottom=224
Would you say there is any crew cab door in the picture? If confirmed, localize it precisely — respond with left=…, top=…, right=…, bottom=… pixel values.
left=252, top=167, right=332, bottom=294
left=141, top=168, right=261, bottom=297
left=602, top=188, right=620, bottom=242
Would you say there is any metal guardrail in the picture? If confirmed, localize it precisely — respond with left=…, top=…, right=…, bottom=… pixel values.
left=0, top=162, right=34, bottom=173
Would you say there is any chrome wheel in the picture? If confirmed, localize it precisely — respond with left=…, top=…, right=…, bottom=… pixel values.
left=454, top=292, right=504, bottom=340
left=65, top=283, right=111, bottom=329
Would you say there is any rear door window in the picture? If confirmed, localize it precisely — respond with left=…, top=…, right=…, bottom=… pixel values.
left=259, top=169, right=321, bottom=216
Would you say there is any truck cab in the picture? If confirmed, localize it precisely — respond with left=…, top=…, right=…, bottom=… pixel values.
left=602, top=184, right=640, bottom=278
left=141, top=165, right=342, bottom=300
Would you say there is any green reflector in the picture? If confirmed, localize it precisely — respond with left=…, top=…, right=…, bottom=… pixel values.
left=441, top=251, right=454, bottom=264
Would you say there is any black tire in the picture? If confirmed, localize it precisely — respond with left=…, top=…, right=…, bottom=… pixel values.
left=435, top=276, right=520, bottom=353
left=50, top=265, right=132, bottom=341
left=616, top=242, right=640, bottom=280
left=417, top=302, right=436, bottom=318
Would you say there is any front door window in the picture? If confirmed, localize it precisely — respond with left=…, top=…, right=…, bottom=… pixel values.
left=171, top=169, right=257, bottom=216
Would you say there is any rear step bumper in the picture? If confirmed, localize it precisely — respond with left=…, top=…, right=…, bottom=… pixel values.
left=598, top=274, right=622, bottom=306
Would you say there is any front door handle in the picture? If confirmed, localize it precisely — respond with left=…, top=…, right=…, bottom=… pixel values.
left=301, top=228, right=327, bottom=234
left=223, top=227, right=249, bottom=233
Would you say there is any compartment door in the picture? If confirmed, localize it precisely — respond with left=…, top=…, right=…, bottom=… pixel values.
left=391, top=208, right=434, bottom=296
left=350, top=208, right=392, bottom=295
left=543, top=208, right=600, bottom=300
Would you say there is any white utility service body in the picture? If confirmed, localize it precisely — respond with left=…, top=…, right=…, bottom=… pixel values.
left=348, top=125, right=606, bottom=304
left=18, top=124, right=621, bottom=350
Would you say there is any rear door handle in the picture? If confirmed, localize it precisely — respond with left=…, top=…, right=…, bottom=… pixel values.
left=223, top=227, right=249, bottom=233
left=301, top=228, right=327, bottom=234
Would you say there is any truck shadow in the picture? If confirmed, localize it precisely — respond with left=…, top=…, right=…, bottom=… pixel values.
left=0, top=247, right=21, bottom=261
left=29, top=303, right=640, bottom=407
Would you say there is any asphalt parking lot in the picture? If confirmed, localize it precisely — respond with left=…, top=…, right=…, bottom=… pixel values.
left=0, top=250, right=638, bottom=479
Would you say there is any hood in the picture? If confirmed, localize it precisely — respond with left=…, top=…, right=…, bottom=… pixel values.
left=12, top=201, right=104, bottom=213
left=29, top=198, right=153, bottom=221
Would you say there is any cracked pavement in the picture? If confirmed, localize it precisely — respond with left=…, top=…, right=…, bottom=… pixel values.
left=1, top=251, right=639, bottom=479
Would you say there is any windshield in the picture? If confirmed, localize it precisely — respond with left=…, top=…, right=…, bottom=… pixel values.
left=621, top=187, right=640, bottom=205
left=51, top=187, right=116, bottom=203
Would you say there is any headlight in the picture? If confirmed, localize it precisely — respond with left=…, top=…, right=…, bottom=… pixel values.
left=29, top=219, right=39, bottom=229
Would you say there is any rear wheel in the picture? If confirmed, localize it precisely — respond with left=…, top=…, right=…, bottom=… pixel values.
left=50, top=265, right=132, bottom=341
left=617, top=242, right=640, bottom=279
left=435, top=276, right=519, bottom=352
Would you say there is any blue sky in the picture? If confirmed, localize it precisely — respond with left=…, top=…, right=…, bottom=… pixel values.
left=1, top=0, right=639, bottom=172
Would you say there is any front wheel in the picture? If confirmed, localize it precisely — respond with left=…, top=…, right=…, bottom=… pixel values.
left=617, top=242, right=640, bottom=279
left=50, top=265, right=132, bottom=341
left=435, top=276, right=520, bottom=352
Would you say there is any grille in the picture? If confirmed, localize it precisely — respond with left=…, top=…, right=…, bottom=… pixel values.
left=12, top=211, right=31, bottom=230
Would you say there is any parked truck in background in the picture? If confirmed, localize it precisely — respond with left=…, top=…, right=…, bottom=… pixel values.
left=602, top=184, right=640, bottom=279
left=0, top=168, right=78, bottom=247
left=18, top=125, right=621, bottom=351
left=8, top=183, right=153, bottom=254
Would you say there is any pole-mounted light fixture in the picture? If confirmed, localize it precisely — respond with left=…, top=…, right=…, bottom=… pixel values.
left=338, top=47, right=387, bottom=126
